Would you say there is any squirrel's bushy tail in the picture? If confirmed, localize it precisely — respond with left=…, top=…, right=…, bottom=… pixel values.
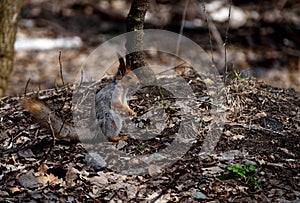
left=23, top=100, right=78, bottom=140
left=23, top=99, right=111, bottom=142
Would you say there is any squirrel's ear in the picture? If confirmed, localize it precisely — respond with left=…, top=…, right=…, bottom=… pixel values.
left=117, top=52, right=126, bottom=77
left=125, top=58, right=132, bottom=74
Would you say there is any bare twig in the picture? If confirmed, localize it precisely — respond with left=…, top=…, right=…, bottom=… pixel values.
left=175, top=0, right=190, bottom=57
left=57, top=51, right=71, bottom=114
left=38, top=85, right=41, bottom=97
left=201, top=1, right=215, bottom=64
left=193, top=0, right=225, bottom=68
left=24, top=78, right=31, bottom=96
left=148, top=0, right=190, bottom=75
left=224, top=0, right=232, bottom=83
left=79, top=68, right=84, bottom=84
left=58, top=51, right=65, bottom=88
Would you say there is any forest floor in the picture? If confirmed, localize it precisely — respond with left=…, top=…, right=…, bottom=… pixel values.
left=0, top=73, right=299, bottom=202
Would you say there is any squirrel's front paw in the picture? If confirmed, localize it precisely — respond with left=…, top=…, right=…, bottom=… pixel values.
left=128, top=109, right=137, bottom=117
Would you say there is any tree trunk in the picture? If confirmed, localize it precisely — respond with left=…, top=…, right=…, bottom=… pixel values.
left=126, top=0, right=156, bottom=85
left=0, top=0, right=22, bottom=97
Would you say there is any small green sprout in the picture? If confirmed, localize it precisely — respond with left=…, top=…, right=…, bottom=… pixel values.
left=139, top=145, right=146, bottom=150
left=225, top=163, right=256, bottom=178
left=158, top=87, right=166, bottom=107
left=221, top=163, right=261, bottom=190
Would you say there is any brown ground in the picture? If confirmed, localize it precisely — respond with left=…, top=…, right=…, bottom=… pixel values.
left=0, top=72, right=299, bottom=202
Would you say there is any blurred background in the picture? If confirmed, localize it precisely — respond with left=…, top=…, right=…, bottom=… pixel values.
left=7, top=0, right=300, bottom=95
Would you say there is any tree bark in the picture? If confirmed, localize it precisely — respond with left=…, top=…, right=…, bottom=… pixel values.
left=0, top=0, right=22, bottom=97
left=126, top=0, right=156, bottom=85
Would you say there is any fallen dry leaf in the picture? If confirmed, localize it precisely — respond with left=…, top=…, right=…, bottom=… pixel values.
left=36, top=173, right=58, bottom=185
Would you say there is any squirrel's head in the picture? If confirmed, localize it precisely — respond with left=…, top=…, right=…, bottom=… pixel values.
left=120, top=69, right=140, bottom=88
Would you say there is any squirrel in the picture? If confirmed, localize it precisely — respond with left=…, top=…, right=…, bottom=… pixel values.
left=23, top=55, right=140, bottom=142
